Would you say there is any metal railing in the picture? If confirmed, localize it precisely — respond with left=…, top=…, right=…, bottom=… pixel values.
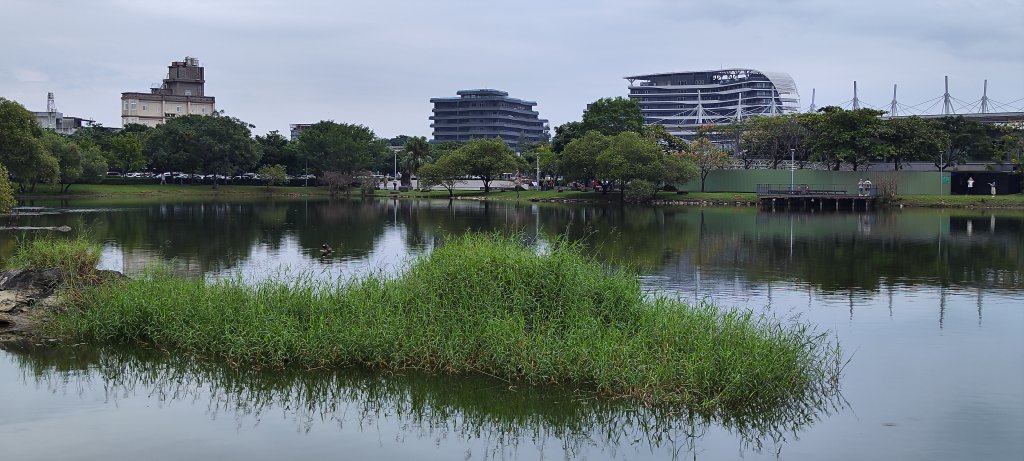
left=756, top=184, right=880, bottom=197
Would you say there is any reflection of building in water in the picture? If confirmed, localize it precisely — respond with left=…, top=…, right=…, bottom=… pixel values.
left=122, top=248, right=204, bottom=279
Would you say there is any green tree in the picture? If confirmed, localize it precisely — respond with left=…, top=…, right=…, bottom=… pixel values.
left=0, top=164, right=15, bottom=212
left=596, top=131, right=686, bottom=199
left=418, top=151, right=467, bottom=198
left=257, top=164, right=288, bottom=190
left=0, top=97, right=59, bottom=192
left=402, top=136, right=432, bottom=187
left=145, top=114, right=260, bottom=186
left=42, top=131, right=83, bottom=193
left=79, top=144, right=108, bottom=186
left=256, top=131, right=299, bottom=174
left=561, top=131, right=609, bottom=186
left=933, top=116, right=1006, bottom=170
left=292, top=121, right=387, bottom=175
left=108, top=132, right=146, bottom=173
left=551, top=121, right=585, bottom=153
left=458, top=138, right=522, bottom=193
left=883, top=116, right=949, bottom=171
left=682, top=138, right=731, bottom=192
left=581, top=97, right=644, bottom=136
left=738, top=114, right=810, bottom=169
left=804, top=107, right=887, bottom=171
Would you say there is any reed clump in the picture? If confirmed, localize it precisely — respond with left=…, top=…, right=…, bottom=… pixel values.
left=47, top=233, right=842, bottom=413
left=5, top=236, right=102, bottom=282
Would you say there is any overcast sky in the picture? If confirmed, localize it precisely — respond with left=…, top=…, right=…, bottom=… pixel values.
left=2, top=0, right=1022, bottom=138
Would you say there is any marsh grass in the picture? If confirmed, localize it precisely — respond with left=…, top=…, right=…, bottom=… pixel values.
left=5, top=236, right=102, bottom=282
left=47, top=233, right=842, bottom=413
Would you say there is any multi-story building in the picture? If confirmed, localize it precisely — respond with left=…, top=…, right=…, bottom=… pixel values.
left=289, top=123, right=314, bottom=141
left=32, top=111, right=93, bottom=135
left=121, top=57, right=216, bottom=127
left=625, top=69, right=800, bottom=140
left=430, top=89, right=549, bottom=150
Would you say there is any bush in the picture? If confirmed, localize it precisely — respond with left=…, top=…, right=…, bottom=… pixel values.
left=624, top=179, right=657, bottom=203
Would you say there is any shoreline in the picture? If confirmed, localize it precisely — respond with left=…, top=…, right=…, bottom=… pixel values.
left=14, top=184, right=1024, bottom=209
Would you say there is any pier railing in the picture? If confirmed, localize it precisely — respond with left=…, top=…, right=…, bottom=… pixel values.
left=756, top=184, right=880, bottom=197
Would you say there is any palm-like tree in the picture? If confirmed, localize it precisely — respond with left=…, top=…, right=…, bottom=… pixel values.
left=403, top=136, right=432, bottom=188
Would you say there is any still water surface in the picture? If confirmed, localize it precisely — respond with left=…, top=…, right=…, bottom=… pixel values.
left=1, top=198, right=1022, bottom=460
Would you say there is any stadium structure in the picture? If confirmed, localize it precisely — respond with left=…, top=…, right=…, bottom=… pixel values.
left=625, top=69, right=800, bottom=140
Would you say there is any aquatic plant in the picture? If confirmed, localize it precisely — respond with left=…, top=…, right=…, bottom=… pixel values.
left=45, top=233, right=843, bottom=415
left=4, top=235, right=101, bottom=281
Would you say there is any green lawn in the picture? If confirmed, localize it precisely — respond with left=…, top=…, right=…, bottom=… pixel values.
left=896, top=194, right=1024, bottom=207
left=20, top=183, right=331, bottom=197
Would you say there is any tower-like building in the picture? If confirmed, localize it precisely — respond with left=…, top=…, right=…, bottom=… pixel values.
left=430, top=89, right=549, bottom=150
left=625, top=69, right=800, bottom=140
left=121, top=57, right=216, bottom=127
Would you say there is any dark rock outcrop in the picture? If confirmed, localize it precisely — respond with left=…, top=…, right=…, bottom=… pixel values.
left=0, top=268, right=125, bottom=346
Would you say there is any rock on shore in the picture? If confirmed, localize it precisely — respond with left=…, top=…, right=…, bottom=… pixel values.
left=0, top=268, right=123, bottom=346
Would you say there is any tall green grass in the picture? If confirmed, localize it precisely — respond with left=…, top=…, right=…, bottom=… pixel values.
left=47, top=233, right=842, bottom=414
left=5, top=236, right=101, bottom=281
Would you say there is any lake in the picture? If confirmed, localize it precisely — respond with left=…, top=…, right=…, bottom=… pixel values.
left=1, top=197, right=1022, bottom=460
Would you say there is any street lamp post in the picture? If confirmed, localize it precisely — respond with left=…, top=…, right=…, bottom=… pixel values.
left=393, top=149, right=398, bottom=188
left=790, top=148, right=795, bottom=192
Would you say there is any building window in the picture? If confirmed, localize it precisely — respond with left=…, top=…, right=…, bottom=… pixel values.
left=142, top=105, right=147, bottom=111
left=184, top=90, right=192, bottom=96
left=201, top=108, right=207, bottom=114
left=176, top=105, right=182, bottom=112
left=130, top=102, right=137, bottom=110
left=123, top=101, right=128, bottom=110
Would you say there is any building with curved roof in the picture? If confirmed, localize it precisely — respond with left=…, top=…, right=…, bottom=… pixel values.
left=430, top=89, right=549, bottom=150
left=625, top=69, right=800, bottom=140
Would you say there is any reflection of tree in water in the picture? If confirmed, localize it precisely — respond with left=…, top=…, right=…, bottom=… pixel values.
left=293, top=199, right=390, bottom=260
left=10, top=345, right=843, bottom=460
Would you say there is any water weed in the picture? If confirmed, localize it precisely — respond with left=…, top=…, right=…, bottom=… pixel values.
left=43, top=233, right=842, bottom=414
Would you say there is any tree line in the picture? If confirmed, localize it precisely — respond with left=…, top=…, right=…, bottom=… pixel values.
left=3, top=94, right=1021, bottom=211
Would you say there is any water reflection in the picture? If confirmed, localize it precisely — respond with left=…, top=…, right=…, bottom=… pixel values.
left=4, top=198, right=1021, bottom=293
left=6, top=345, right=843, bottom=459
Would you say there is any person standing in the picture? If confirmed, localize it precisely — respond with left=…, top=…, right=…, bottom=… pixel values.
left=989, top=182, right=997, bottom=197
left=967, top=176, right=975, bottom=195
left=863, top=178, right=873, bottom=196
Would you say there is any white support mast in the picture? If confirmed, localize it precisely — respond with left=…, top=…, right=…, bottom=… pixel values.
left=889, top=84, right=899, bottom=117
left=807, top=88, right=816, bottom=113
left=980, top=80, right=990, bottom=114
left=942, top=76, right=954, bottom=115
left=852, top=81, right=860, bottom=110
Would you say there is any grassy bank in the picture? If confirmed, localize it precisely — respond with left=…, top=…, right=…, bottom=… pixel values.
left=37, top=233, right=841, bottom=413
left=19, top=183, right=331, bottom=198
left=895, top=193, right=1024, bottom=208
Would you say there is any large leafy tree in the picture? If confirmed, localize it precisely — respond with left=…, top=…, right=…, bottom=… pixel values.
left=804, top=107, right=887, bottom=171
left=458, top=138, right=523, bottom=193
left=596, top=131, right=691, bottom=199
left=0, top=97, right=59, bottom=192
left=738, top=114, right=810, bottom=169
left=292, top=121, right=387, bottom=175
left=933, top=116, right=1007, bottom=170
left=0, top=164, right=15, bottom=212
left=561, top=131, right=609, bottom=185
left=418, top=151, right=467, bottom=198
left=682, top=138, right=731, bottom=192
left=145, top=114, right=260, bottom=186
left=108, top=132, right=146, bottom=173
left=581, top=97, right=644, bottom=136
left=255, top=131, right=299, bottom=174
left=551, top=121, right=585, bottom=153
left=42, top=131, right=82, bottom=193
left=883, top=116, right=950, bottom=171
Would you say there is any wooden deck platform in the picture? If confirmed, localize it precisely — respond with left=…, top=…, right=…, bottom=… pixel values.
left=756, top=184, right=881, bottom=211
